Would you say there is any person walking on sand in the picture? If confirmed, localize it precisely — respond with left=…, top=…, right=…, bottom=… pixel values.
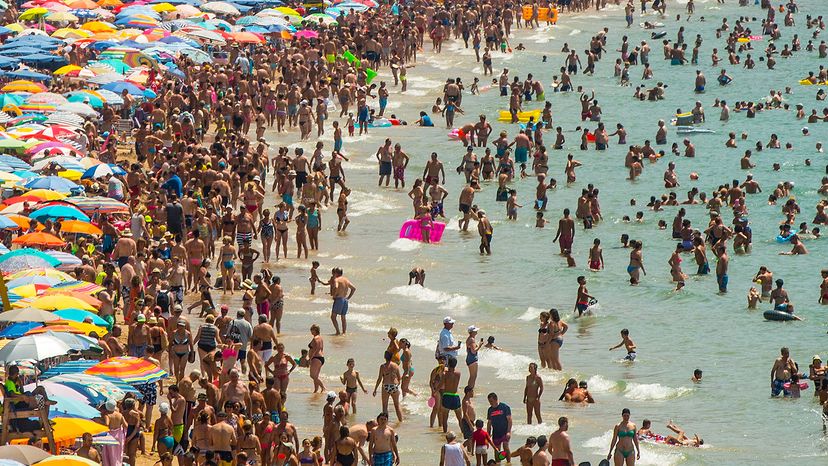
left=330, top=267, right=356, bottom=335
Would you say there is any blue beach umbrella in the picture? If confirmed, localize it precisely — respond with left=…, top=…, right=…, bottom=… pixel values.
left=0, top=248, right=61, bottom=266
left=53, top=308, right=109, bottom=327
left=23, top=175, right=79, bottom=193
left=29, top=205, right=90, bottom=222
left=0, top=214, right=20, bottom=229
left=0, top=321, right=40, bottom=338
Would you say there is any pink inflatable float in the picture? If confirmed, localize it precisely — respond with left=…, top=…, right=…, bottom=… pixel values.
left=399, top=219, right=446, bottom=243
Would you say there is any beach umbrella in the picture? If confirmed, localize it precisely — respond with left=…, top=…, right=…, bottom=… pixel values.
left=182, top=27, right=226, bottom=43
left=1, top=70, right=51, bottom=82
left=53, top=309, right=108, bottom=326
left=293, top=29, right=318, bottom=39
left=51, top=28, right=92, bottom=39
left=18, top=7, right=49, bottom=21
left=6, top=268, right=73, bottom=282
left=16, top=190, right=65, bottom=202
left=0, top=445, right=52, bottom=465
left=26, top=92, right=68, bottom=105
left=44, top=112, right=84, bottom=127
left=201, top=1, right=240, bottom=15
left=0, top=172, right=22, bottom=183
left=44, top=392, right=102, bottom=419
left=8, top=283, right=51, bottom=298
left=179, top=48, right=212, bottom=64
left=66, top=196, right=128, bottom=214
left=23, top=176, right=79, bottom=193
left=27, top=324, right=84, bottom=335
left=31, top=125, right=76, bottom=140
left=45, top=12, right=79, bottom=22
left=81, top=163, right=120, bottom=180
left=86, top=356, right=168, bottom=384
left=0, top=138, right=32, bottom=152
left=229, top=30, right=262, bottom=43
left=0, top=307, right=60, bottom=322
left=0, top=334, right=71, bottom=362
left=152, top=2, right=176, bottom=12
left=97, top=0, right=123, bottom=7
left=67, top=0, right=99, bottom=9
left=55, top=102, right=97, bottom=117
left=44, top=374, right=126, bottom=403
left=53, top=219, right=101, bottom=235
left=29, top=204, right=89, bottom=222
left=0, top=254, right=57, bottom=272
left=80, top=21, right=115, bottom=33
left=0, top=248, right=61, bottom=266
left=0, top=213, right=20, bottom=229
left=0, top=94, right=25, bottom=107
left=65, top=91, right=104, bottom=108
left=0, top=322, right=41, bottom=338
left=0, top=460, right=24, bottom=466
left=48, top=419, right=108, bottom=443
left=0, top=80, right=45, bottom=93
left=26, top=294, right=96, bottom=311
left=171, top=4, right=199, bottom=16
left=52, top=65, right=83, bottom=76
left=11, top=232, right=66, bottom=247
left=5, top=275, right=61, bottom=289
left=43, top=320, right=105, bottom=335
left=31, top=157, right=85, bottom=172
left=303, top=12, right=337, bottom=24
left=43, top=250, right=82, bottom=269
left=42, top=331, right=102, bottom=352
left=95, top=89, right=123, bottom=105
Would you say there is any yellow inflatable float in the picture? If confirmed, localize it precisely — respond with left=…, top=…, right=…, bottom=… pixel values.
left=521, top=5, right=558, bottom=23
left=498, top=109, right=542, bottom=123
left=799, top=79, right=826, bottom=86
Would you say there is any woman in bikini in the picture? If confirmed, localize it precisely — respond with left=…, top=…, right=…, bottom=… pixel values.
left=537, top=311, right=552, bottom=369
left=218, top=237, right=236, bottom=295
left=298, top=438, right=321, bottom=465
left=523, top=362, right=544, bottom=425
left=190, top=410, right=211, bottom=464
left=607, top=408, right=640, bottom=465
left=239, top=421, right=263, bottom=465
left=275, top=202, right=290, bottom=260
left=399, top=338, right=417, bottom=397
left=548, top=309, right=568, bottom=371
left=336, top=189, right=350, bottom=232
left=386, top=328, right=401, bottom=364
left=169, top=320, right=193, bottom=382
left=308, top=325, right=326, bottom=393
left=266, top=342, right=297, bottom=398
left=465, top=326, right=480, bottom=388
left=259, top=209, right=275, bottom=263
left=273, top=432, right=299, bottom=466
left=627, top=240, right=646, bottom=285
left=295, top=205, right=309, bottom=259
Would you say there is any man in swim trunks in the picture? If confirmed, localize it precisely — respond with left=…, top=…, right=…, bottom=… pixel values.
left=369, top=412, right=399, bottom=466
left=548, top=416, right=574, bottom=466
left=771, top=347, right=798, bottom=397
left=330, top=267, right=356, bottom=335
left=553, top=208, right=575, bottom=255
left=208, top=412, right=236, bottom=466
left=439, top=356, right=463, bottom=434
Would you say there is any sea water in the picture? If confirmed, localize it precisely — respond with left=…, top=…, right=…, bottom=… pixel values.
left=248, top=1, right=828, bottom=464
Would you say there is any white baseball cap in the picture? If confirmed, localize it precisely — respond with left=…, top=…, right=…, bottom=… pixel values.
left=443, top=316, right=455, bottom=324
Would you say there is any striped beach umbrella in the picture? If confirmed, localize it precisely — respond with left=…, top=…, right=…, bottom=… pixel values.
left=85, top=356, right=168, bottom=384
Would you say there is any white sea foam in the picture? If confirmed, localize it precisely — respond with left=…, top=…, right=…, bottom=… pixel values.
left=623, top=383, right=693, bottom=401
left=512, top=422, right=555, bottom=437
left=348, top=191, right=396, bottom=217
left=585, top=374, right=620, bottom=393
left=387, top=285, right=472, bottom=311
left=388, top=238, right=422, bottom=252
left=332, top=254, right=353, bottom=260
left=400, top=89, right=429, bottom=97
left=518, top=306, right=546, bottom=321
left=569, top=29, right=581, bottom=36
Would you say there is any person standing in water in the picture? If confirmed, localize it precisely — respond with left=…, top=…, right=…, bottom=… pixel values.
left=553, top=208, right=575, bottom=255
left=610, top=329, right=637, bottom=362
left=330, top=268, right=356, bottom=336
left=607, top=408, right=640, bottom=465
left=465, top=325, right=480, bottom=389
left=523, top=363, right=544, bottom=425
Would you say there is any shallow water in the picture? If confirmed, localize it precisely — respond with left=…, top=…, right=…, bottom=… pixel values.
left=248, top=1, right=828, bottom=464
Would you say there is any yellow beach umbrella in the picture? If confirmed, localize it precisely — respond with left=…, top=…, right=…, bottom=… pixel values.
left=24, top=295, right=97, bottom=311
left=57, top=170, right=82, bottom=181
left=53, top=64, right=83, bottom=75
left=4, top=23, right=24, bottom=33
left=48, top=418, right=108, bottom=443
left=23, top=189, right=67, bottom=201
left=1, top=80, right=46, bottom=93
left=10, top=284, right=41, bottom=298
left=152, top=2, right=176, bottom=12
left=52, top=28, right=92, bottom=39
left=275, top=6, right=301, bottom=15
left=45, top=320, right=106, bottom=335
left=37, top=456, right=100, bottom=466
left=81, top=21, right=115, bottom=33
left=19, top=7, right=49, bottom=21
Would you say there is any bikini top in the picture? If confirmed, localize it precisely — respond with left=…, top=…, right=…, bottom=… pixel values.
left=619, top=429, right=636, bottom=438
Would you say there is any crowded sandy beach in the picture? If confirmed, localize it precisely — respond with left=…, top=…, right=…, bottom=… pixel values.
left=0, top=0, right=825, bottom=465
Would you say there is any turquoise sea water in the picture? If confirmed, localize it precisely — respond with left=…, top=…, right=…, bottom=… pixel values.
left=252, top=0, right=828, bottom=464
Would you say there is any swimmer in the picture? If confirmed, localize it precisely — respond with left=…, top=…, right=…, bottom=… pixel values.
left=610, top=329, right=637, bottom=362
left=408, top=268, right=426, bottom=286
left=574, top=276, right=596, bottom=317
